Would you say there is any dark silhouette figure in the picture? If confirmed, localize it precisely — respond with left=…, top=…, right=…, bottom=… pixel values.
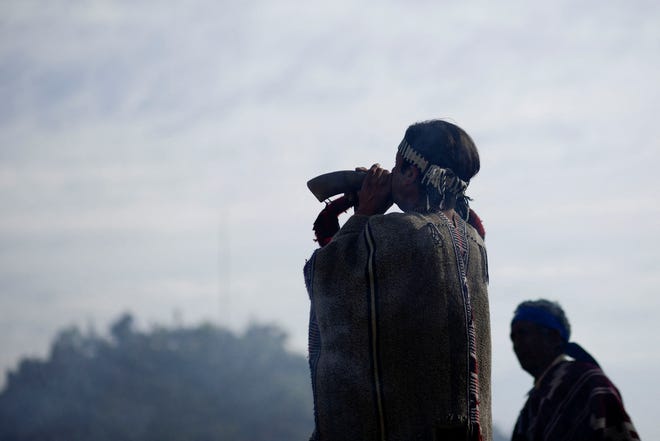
left=510, top=299, right=640, bottom=441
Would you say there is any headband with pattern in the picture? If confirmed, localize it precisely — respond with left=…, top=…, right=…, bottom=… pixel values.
left=397, top=138, right=469, bottom=211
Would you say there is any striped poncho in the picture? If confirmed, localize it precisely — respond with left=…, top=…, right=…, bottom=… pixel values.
left=304, top=211, right=492, bottom=441
left=512, top=360, right=640, bottom=441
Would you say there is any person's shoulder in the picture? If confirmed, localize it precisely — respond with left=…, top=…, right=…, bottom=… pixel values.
left=365, top=211, right=421, bottom=229
left=567, top=360, right=605, bottom=374
left=465, top=220, right=486, bottom=248
left=562, top=360, right=616, bottom=387
left=363, top=212, right=431, bottom=244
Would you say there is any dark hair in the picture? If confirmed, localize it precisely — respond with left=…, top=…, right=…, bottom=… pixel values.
left=404, top=120, right=480, bottom=181
left=402, top=120, right=480, bottom=213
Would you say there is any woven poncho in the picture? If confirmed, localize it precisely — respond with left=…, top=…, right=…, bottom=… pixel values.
left=304, top=211, right=492, bottom=441
left=512, top=360, right=640, bottom=441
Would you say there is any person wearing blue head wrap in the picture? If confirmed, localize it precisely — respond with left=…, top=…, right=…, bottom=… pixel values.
left=510, top=299, right=640, bottom=441
left=511, top=300, right=599, bottom=369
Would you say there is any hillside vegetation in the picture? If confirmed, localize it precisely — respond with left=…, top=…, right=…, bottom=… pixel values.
left=0, top=314, right=313, bottom=441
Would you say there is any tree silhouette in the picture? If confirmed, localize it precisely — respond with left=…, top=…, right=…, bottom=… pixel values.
left=0, top=314, right=313, bottom=441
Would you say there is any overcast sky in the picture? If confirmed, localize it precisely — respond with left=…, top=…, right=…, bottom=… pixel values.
left=1, top=0, right=659, bottom=437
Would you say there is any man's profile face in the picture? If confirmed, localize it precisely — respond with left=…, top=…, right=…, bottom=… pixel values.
left=390, top=152, right=406, bottom=210
left=510, top=320, right=561, bottom=378
left=390, top=152, right=418, bottom=212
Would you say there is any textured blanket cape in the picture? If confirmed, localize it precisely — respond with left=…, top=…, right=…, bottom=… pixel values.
left=304, top=212, right=492, bottom=441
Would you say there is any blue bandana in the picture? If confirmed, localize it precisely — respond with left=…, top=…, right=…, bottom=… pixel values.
left=511, top=305, right=570, bottom=341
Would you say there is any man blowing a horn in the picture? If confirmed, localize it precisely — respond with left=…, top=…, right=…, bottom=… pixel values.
left=304, top=120, right=492, bottom=441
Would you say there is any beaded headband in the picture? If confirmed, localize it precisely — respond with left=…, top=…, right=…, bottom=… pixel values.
left=397, top=138, right=469, bottom=199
